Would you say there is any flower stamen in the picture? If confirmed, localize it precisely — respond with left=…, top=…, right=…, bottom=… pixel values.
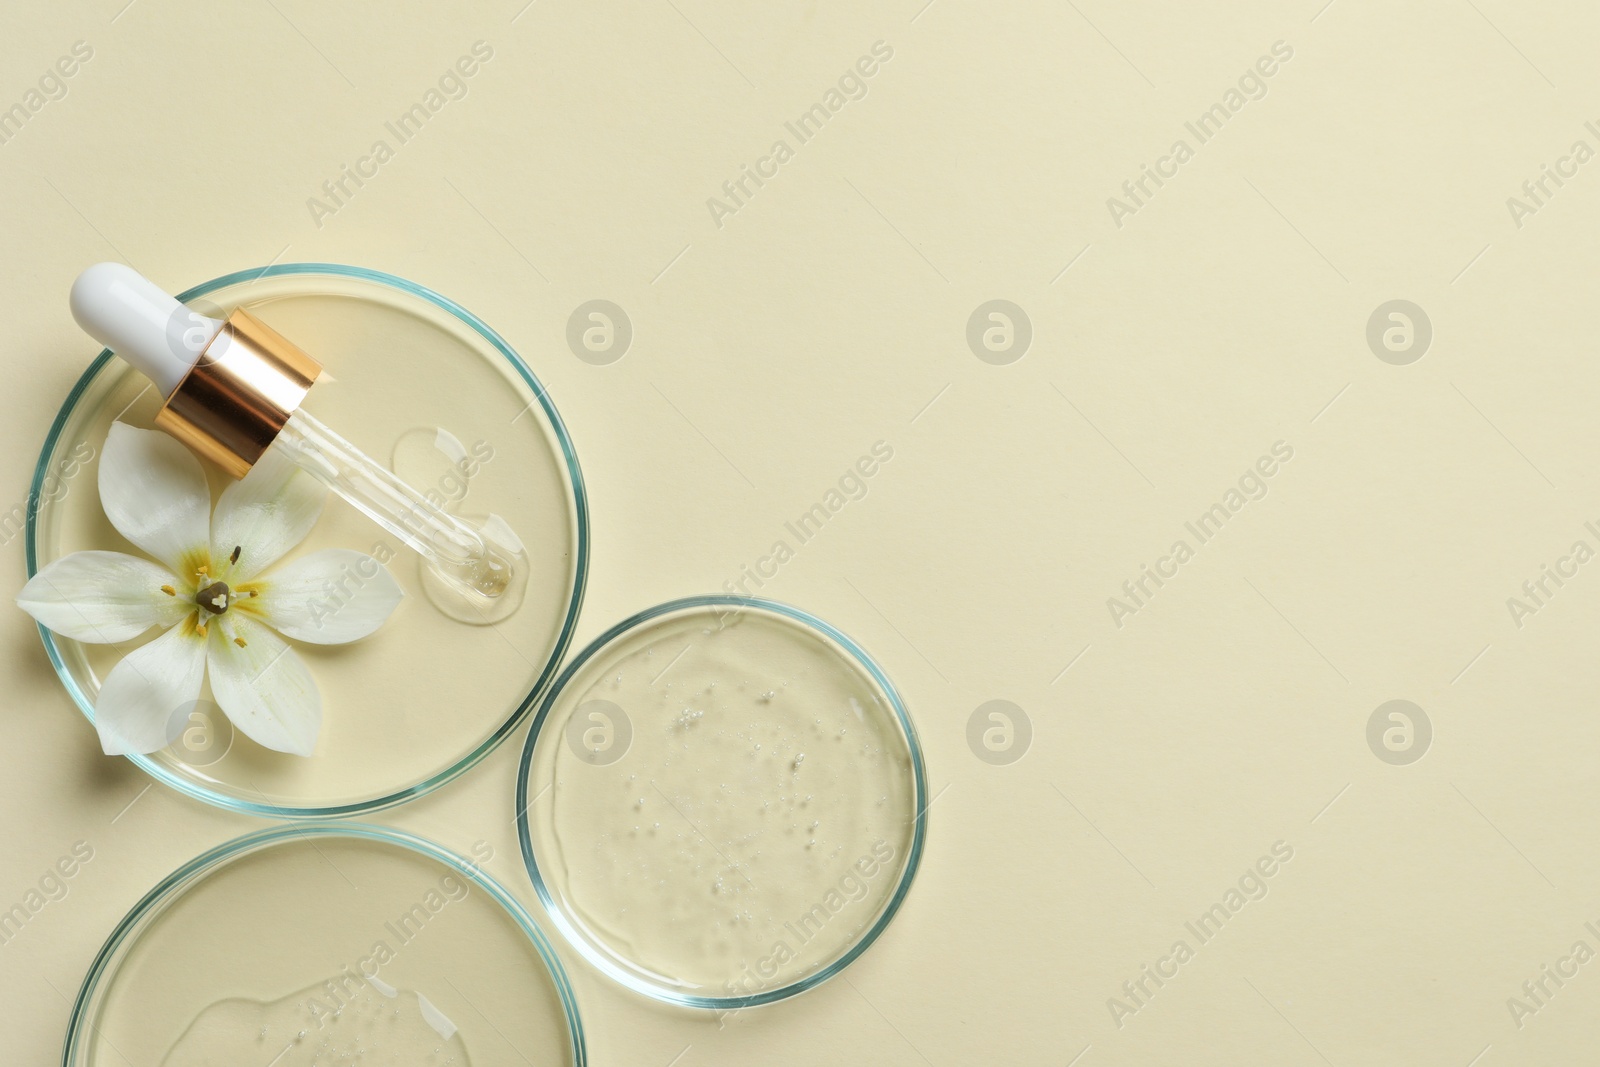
left=229, top=545, right=242, bottom=565
left=160, top=584, right=175, bottom=596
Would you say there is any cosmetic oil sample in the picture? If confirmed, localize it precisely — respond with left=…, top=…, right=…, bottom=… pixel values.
left=78, top=832, right=578, bottom=1066
left=523, top=602, right=922, bottom=1001
left=33, top=269, right=583, bottom=812
left=162, top=979, right=466, bottom=1066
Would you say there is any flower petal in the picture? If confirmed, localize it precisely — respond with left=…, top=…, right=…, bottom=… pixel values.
left=208, top=615, right=321, bottom=756
left=17, top=550, right=188, bottom=643
left=255, top=549, right=404, bottom=645
left=93, top=623, right=207, bottom=755
left=210, top=444, right=326, bottom=582
left=98, top=422, right=211, bottom=574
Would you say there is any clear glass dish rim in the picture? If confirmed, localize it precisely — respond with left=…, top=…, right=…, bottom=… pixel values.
left=24, top=262, right=591, bottom=819
left=514, top=594, right=930, bottom=1009
left=59, top=821, right=588, bottom=1067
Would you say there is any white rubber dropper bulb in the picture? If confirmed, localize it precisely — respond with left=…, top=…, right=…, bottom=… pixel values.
left=68, top=262, right=222, bottom=396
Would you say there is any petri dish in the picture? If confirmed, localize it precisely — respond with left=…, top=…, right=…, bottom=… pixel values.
left=62, top=823, right=586, bottom=1066
left=516, top=596, right=928, bottom=1007
left=26, top=264, right=587, bottom=817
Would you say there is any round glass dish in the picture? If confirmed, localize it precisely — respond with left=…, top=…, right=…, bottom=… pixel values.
left=516, top=595, right=928, bottom=1008
left=63, top=823, right=586, bottom=1066
left=25, top=264, right=588, bottom=817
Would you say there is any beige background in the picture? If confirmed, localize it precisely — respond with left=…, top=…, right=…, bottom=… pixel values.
left=3, top=0, right=1599, bottom=1063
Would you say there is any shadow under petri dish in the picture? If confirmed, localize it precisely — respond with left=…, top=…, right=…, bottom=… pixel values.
left=519, top=599, right=926, bottom=1005
left=67, top=827, right=582, bottom=1066
left=28, top=266, right=586, bottom=815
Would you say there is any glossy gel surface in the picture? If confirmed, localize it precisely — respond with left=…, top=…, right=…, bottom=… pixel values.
left=518, top=598, right=927, bottom=1006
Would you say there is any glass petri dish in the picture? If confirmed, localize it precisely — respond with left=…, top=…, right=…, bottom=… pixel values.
left=62, top=823, right=585, bottom=1066
left=26, top=264, right=587, bottom=817
left=516, top=596, right=928, bottom=1008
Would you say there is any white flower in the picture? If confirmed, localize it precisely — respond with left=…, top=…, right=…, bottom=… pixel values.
left=18, top=422, right=403, bottom=757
